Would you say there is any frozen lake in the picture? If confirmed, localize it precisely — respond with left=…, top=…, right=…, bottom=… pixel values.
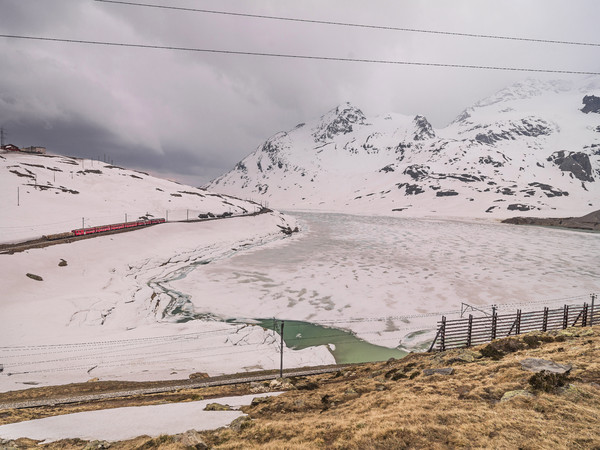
left=2, top=212, right=598, bottom=389
left=173, top=212, right=600, bottom=352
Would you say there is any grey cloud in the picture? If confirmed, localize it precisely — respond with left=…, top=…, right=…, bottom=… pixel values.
left=1, top=0, right=599, bottom=186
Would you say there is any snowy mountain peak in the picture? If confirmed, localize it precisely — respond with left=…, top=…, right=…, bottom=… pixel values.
left=413, top=115, right=436, bottom=140
left=313, top=102, right=367, bottom=142
left=474, top=78, right=575, bottom=108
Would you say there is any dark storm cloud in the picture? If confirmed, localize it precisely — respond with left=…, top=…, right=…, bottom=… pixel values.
left=1, top=0, right=599, bottom=185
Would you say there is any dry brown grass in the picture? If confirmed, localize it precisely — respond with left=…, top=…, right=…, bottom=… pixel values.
left=2, top=327, right=600, bottom=449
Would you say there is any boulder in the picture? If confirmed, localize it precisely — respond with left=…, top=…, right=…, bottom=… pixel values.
left=423, top=367, right=454, bottom=376
left=26, top=273, right=43, bottom=281
left=520, top=358, right=572, bottom=374
left=203, top=402, right=231, bottom=411
left=229, top=415, right=252, bottom=432
left=445, top=349, right=481, bottom=364
left=250, top=396, right=272, bottom=407
left=174, top=430, right=208, bottom=448
left=189, top=371, right=209, bottom=380
left=500, top=390, right=534, bottom=402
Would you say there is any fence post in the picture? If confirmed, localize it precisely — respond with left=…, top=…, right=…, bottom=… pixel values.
left=440, top=316, right=446, bottom=351
left=491, top=307, right=497, bottom=340
left=563, top=305, right=569, bottom=329
left=428, top=319, right=444, bottom=353
left=573, top=307, right=584, bottom=327
left=279, top=320, right=285, bottom=378
left=466, top=314, right=473, bottom=347
left=582, top=303, right=588, bottom=327
left=516, top=309, right=521, bottom=335
left=542, top=307, right=548, bottom=332
left=590, top=293, right=596, bottom=326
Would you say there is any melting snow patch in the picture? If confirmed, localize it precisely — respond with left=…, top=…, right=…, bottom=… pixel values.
left=0, top=392, right=281, bottom=443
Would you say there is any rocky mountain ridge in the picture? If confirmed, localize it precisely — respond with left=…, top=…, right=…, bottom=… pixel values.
left=209, top=78, right=600, bottom=218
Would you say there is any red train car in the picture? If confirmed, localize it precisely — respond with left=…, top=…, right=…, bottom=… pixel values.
left=71, top=218, right=165, bottom=236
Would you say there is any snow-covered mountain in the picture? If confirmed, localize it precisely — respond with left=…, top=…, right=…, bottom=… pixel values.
left=209, top=78, right=600, bottom=218
left=0, top=152, right=268, bottom=243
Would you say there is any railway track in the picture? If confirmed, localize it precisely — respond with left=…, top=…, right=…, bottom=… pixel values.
left=0, top=365, right=352, bottom=410
left=0, top=209, right=272, bottom=255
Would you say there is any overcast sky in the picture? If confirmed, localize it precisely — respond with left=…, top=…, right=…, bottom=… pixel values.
left=1, top=0, right=599, bottom=185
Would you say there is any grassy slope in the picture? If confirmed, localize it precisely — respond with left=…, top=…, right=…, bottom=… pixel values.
left=3, top=326, right=600, bottom=449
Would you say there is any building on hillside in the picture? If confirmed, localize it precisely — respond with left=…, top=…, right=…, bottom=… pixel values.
left=0, top=144, right=21, bottom=152
left=22, top=146, right=46, bottom=154
left=0, top=144, right=46, bottom=154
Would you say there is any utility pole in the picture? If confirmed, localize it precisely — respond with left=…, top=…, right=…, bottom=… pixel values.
left=279, top=320, right=285, bottom=379
left=17, top=187, right=19, bottom=206
left=0, top=127, right=6, bottom=148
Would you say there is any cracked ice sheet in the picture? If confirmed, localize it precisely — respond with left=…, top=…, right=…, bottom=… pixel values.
left=0, top=214, right=334, bottom=392
left=0, top=392, right=282, bottom=443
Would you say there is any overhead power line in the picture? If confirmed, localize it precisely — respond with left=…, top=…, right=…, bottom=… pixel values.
left=1, top=34, right=598, bottom=75
left=94, top=0, right=600, bottom=48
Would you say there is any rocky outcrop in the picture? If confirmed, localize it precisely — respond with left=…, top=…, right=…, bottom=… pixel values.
left=413, top=115, right=436, bottom=140
left=475, top=118, right=553, bottom=145
left=436, top=190, right=459, bottom=197
left=581, top=95, right=600, bottom=114
left=313, top=104, right=367, bottom=142
left=502, top=209, right=600, bottom=231
left=507, top=203, right=534, bottom=211
left=520, top=358, right=572, bottom=374
left=397, top=183, right=424, bottom=195
left=403, top=164, right=429, bottom=181
left=528, top=181, right=569, bottom=197
left=547, top=151, right=594, bottom=182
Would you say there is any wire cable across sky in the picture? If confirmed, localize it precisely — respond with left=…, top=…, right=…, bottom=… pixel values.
left=1, top=34, right=599, bottom=75
left=93, top=0, right=600, bottom=48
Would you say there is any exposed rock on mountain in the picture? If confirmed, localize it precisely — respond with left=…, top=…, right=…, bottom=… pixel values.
left=547, top=151, right=594, bottom=182
left=581, top=95, right=600, bottom=114
left=209, top=78, right=600, bottom=218
left=312, top=103, right=367, bottom=142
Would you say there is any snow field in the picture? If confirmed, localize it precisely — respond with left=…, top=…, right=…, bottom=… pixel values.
left=0, top=214, right=334, bottom=392
left=0, top=393, right=281, bottom=443
left=0, top=152, right=262, bottom=243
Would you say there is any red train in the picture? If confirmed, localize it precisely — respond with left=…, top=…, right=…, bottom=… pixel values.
left=44, top=218, right=166, bottom=240
left=71, top=218, right=166, bottom=236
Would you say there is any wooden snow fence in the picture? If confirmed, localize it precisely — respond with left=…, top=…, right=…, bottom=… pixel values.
left=428, top=295, right=598, bottom=352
